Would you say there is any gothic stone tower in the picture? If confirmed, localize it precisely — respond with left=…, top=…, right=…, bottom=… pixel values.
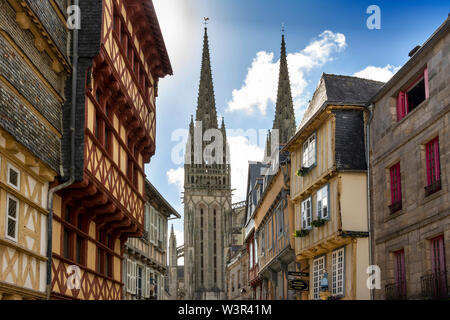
left=183, top=26, right=231, bottom=300
left=168, top=225, right=178, bottom=299
left=265, top=33, right=297, bottom=160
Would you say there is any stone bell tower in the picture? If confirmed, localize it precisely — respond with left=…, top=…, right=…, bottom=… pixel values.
left=183, top=24, right=232, bottom=300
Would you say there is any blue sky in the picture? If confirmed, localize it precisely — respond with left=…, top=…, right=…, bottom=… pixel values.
left=149, top=0, right=448, bottom=247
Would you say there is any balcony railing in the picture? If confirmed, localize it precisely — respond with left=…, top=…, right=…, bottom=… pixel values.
left=385, top=280, right=407, bottom=300
left=424, top=179, right=441, bottom=197
left=421, top=271, right=449, bottom=299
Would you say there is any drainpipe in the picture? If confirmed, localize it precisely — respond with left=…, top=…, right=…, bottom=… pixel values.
left=366, top=104, right=374, bottom=300
left=46, top=0, right=79, bottom=299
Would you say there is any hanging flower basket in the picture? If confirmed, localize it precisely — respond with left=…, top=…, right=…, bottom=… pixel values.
left=296, top=167, right=309, bottom=177
left=294, top=229, right=310, bottom=238
left=311, top=218, right=327, bottom=228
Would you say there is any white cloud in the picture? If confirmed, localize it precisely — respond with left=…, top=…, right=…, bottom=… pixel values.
left=353, top=64, right=400, bottom=82
left=167, top=167, right=184, bottom=192
left=227, top=30, right=347, bottom=118
left=228, top=135, right=264, bottom=202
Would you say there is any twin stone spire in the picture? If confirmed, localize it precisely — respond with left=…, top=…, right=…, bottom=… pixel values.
left=192, top=26, right=296, bottom=145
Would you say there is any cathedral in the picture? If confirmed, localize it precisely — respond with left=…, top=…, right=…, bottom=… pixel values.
left=183, top=26, right=232, bottom=300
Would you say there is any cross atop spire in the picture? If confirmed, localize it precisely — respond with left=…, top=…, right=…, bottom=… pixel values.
left=273, top=31, right=296, bottom=144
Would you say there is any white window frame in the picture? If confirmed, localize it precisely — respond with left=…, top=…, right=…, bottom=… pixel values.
left=317, top=184, right=330, bottom=220
left=7, top=162, right=20, bottom=190
left=302, top=133, right=316, bottom=168
left=5, top=194, right=19, bottom=242
left=313, top=255, right=325, bottom=300
left=301, top=197, right=312, bottom=230
left=332, top=247, right=345, bottom=296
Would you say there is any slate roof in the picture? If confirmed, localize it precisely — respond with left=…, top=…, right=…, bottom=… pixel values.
left=244, top=162, right=266, bottom=225
left=300, top=74, right=384, bottom=129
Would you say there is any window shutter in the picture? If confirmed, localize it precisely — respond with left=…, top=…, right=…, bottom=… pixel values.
left=132, top=261, right=137, bottom=294
left=126, top=259, right=132, bottom=293
left=424, top=67, right=429, bottom=99
left=434, top=138, right=440, bottom=181
left=397, top=91, right=406, bottom=121
left=145, top=268, right=150, bottom=298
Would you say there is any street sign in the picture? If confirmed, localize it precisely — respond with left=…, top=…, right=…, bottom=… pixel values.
left=288, top=271, right=309, bottom=277
left=288, top=279, right=309, bottom=291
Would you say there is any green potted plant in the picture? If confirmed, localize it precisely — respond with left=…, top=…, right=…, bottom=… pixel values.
left=311, top=218, right=327, bottom=228
left=295, top=167, right=308, bottom=177
left=294, top=229, right=310, bottom=238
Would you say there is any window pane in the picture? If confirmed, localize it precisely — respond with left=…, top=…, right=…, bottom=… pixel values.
left=8, top=198, right=17, bottom=219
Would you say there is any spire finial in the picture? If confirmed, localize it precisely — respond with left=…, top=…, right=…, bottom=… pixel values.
left=204, top=17, right=210, bottom=28
left=281, top=23, right=285, bottom=35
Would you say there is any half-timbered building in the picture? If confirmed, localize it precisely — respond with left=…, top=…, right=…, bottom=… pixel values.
left=284, top=74, right=383, bottom=300
left=123, top=180, right=180, bottom=300
left=50, top=0, right=172, bottom=300
left=0, top=0, right=70, bottom=300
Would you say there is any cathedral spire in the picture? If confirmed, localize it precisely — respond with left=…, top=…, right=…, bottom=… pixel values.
left=195, top=25, right=218, bottom=130
left=273, top=31, right=296, bottom=145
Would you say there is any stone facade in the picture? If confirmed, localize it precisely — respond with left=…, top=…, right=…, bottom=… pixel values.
left=183, top=27, right=232, bottom=300
left=370, top=17, right=450, bottom=300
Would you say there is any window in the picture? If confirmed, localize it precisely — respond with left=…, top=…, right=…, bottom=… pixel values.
left=126, top=259, right=136, bottom=294
left=431, top=235, right=447, bottom=297
left=5, top=194, right=19, bottom=241
left=254, top=236, right=258, bottom=265
left=277, top=203, right=284, bottom=236
left=145, top=267, right=152, bottom=298
left=7, top=163, right=20, bottom=190
left=332, top=247, right=345, bottom=296
left=249, top=242, right=253, bottom=268
left=317, top=185, right=329, bottom=219
left=260, top=227, right=265, bottom=254
left=397, top=68, right=429, bottom=121
left=425, top=137, right=441, bottom=193
left=301, top=197, right=312, bottom=229
left=302, top=133, right=316, bottom=168
left=137, top=266, right=143, bottom=298
left=313, top=256, right=325, bottom=300
left=394, top=249, right=406, bottom=299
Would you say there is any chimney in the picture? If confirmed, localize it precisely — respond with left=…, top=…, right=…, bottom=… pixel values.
left=408, top=45, right=421, bottom=57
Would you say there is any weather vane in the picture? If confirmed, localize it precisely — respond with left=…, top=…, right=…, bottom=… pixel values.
left=204, top=17, right=210, bottom=27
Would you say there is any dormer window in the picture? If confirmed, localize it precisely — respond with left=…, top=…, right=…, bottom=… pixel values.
left=397, top=68, right=429, bottom=121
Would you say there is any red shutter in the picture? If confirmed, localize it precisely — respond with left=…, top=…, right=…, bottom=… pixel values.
left=397, top=91, right=406, bottom=121
left=434, top=138, right=440, bottom=181
left=390, top=163, right=402, bottom=203
left=426, top=137, right=440, bottom=185
left=424, top=67, right=430, bottom=99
